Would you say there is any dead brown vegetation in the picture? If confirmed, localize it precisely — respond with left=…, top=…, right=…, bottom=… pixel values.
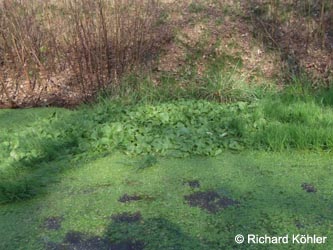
left=0, top=0, right=169, bottom=107
left=247, top=0, right=333, bottom=84
left=1, top=0, right=332, bottom=108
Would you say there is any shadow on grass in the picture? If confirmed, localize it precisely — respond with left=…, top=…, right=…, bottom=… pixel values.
left=0, top=108, right=92, bottom=204
left=214, top=155, right=333, bottom=245
left=45, top=217, right=209, bottom=250
left=180, top=156, right=333, bottom=249
left=1, top=151, right=333, bottom=250
left=105, top=217, right=208, bottom=250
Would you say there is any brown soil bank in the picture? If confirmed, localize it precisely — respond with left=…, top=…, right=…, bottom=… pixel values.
left=1, top=0, right=332, bottom=108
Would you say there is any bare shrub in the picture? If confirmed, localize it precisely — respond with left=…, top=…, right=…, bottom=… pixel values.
left=0, top=0, right=169, bottom=107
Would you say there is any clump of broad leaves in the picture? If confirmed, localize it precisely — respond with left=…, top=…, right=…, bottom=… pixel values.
left=84, top=100, right=251, bottom=157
